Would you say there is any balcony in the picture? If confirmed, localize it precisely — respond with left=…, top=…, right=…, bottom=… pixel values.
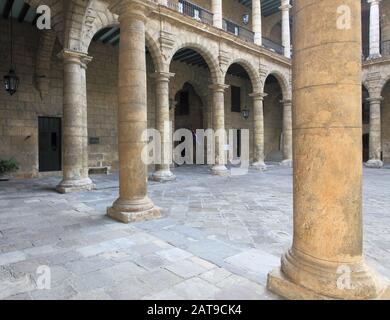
left=167, top=0, right=214, bottom=26
left=166, top=0, right=285, bottom=57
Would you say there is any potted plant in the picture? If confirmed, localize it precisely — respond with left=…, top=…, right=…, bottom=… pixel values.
left=0, top=159, right=19, bottom=181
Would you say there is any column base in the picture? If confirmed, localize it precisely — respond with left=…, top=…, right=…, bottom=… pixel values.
left=211, top=165, right=230, bottom=176
left=56, top=178, right=95, bottom=194
left=151, top=169, right=176, bottom=182
left=280, top=159, right=293, bottom=167
left=267, top=268, right=390, bottom=300
left=252, top=161, right=267, bottom=171
left=365, top=159, right=384, bottom=169
left=367, top=54, right=382, bottom=61
left=107, top=197, right=161, bottom=224
left=267, top=249, right=388, bottom=300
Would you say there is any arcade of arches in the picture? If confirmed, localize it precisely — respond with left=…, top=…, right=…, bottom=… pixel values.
left=0, top=0, right=390, bottom=300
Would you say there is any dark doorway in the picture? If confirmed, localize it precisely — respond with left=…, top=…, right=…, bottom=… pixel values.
left=363, top=133, right=369, bottom=162
left=38, top=117, right=62, bottom=172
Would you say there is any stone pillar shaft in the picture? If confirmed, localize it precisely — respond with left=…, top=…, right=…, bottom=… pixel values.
left=107, top=1, right=160, bottom=223
left=280, top=0, right=291, bottom=58
left=366, top=97, right=383, bottom=168
left=212, top=0, right=223, bottom=29
left=252, top=0, right=262, bottom=46
left=268, top=0, right=387, bottom=300
left=209, top=83, right=229, bottom=175
left=282, top=99, right=293, bottom=165
left=152, top=72, right=176, bottom=182
left=56, top=50, right=94, bottom=194
left=368, top=0, right=382, bottom=59
left=251, top=92, right=266, bottom=169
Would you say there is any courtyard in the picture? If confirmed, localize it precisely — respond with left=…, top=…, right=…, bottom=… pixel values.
left=0, top=165, right=389, bottom=300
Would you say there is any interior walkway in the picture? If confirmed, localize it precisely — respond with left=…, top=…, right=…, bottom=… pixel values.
left=0, top=165, right=389, bottom=300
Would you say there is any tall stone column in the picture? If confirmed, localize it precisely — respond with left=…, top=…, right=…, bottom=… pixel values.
left=56, top=50, right=95, bottom=194
left=252, top=0, right=262, bottom=46
left=209, top=83, right=229, bottom=176
left=366, top=97, right=384, bottom=168
left=250, top=92, right=267, bottom=170
left=107, top=0, right=161, bottom=223
left=211, top=0, right=223, bottom=29
left=368, top=0, right=382, bottom=59
left=281, top=99, right=292, bottom=166
left=152, top=72, right=176, bottom=182
left=279, top=0, right=291, bottom=58
left=268, top=0, right=388, bottom=299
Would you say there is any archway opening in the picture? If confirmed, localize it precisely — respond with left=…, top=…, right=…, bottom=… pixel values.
left=88, top=26, right=157, bottom=172
left=264, top=75, right=284, bottom=162
left=362, top=85, right=370, bottom=162
left=225, top=63, right=253, bottom=160
left=381, top=80, right=390, bottom=164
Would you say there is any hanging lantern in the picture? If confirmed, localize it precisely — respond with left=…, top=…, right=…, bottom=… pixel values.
left=241, top=106, right=250, bottom=120
left=4, top=4, right=19, bottom=96
left=4, top=69, right=19, bottom=96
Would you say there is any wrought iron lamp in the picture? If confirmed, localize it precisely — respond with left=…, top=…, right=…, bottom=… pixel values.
left=4, top=6, right=19, bottom=96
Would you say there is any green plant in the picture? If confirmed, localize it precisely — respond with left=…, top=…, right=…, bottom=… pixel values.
left=0, top=159, right=19, bottom=175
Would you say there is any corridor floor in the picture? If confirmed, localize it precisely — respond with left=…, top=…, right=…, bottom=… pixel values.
left=0, top=165, right=389, bottom=300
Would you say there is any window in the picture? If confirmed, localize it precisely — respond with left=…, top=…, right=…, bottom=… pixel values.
left=231, top=86, right=241, bottom=113
left=176, top=91, right=190, bottom=116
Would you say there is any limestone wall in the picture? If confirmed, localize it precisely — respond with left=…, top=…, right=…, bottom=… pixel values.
left=0, top=20, right=63, bottom=178
left=382, top=81, right=390, bottom=162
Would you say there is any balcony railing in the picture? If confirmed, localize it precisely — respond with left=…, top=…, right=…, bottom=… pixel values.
left=167, top=0, right=213, bottom=26
left=262, top=37, right=284, bottom=55
left=166, top=1, right=285, bottom=57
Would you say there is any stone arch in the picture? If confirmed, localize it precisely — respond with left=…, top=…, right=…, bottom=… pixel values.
left=263, top=71, right=290, bottom=100
left=168, top=42, right=221, bottom=84
left=77, top=0, right=164, bottom=73
left=379, top=73, right=390, bottom=96
left=223, top=59, right=261, bottom=93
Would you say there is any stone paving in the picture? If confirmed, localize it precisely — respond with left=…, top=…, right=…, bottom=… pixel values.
left=0, top=165, right=389, bottom=300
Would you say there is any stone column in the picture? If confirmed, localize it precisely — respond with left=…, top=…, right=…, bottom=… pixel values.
left=211, top=0, right=223, bottom=29
left=250, top=92, right=267, bottom=170
left=107, top=0, right=161, bottom=223
left=267, top=0, right=387, bottom=300
left=152, top=72, right=176, bottom=181
left=281, top=99, right=292, bottom=166
left=56, top=50, right=95, bottom=194
left=209, top=83, right=229, bottom=176
left=252, top=0, right=262, bottom=46
left=366, top=97, right=384, bottom=168
left=368, top=0, right=382, bottom=59
left=279, top=0, right=291, bottom=58
left=169, top=99, right=177, bottom=169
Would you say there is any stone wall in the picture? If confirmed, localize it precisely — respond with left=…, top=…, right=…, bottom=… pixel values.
left=0, top=20, right=63, bottom=178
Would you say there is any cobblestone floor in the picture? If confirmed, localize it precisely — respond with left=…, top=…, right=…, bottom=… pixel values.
left=0, top=165, right=389, bottom=300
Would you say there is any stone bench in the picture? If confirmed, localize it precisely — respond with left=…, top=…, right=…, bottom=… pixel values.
left=89, top=166, right=111, bottom=175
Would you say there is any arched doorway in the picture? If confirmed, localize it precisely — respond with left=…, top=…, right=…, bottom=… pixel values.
left=263, top=75, right=284, bottom=162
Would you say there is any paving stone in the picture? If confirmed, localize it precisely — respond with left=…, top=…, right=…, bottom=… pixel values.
left=164, top=259, right=209, bottom=279
left=156, top=247, right=193, bottom=262
left=0, top=251, right=26, bottom=266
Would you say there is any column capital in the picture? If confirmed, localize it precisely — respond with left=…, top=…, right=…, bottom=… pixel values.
left=280, top=99, right=292, bottom=105
left=250, top=92, right=268, bottom=101
left=109, top=0, right=155, bottom=22
left=150, top=72, right=175, bottom=82
left=367, top=97, right=383, bottom=104
left=367, top=0, right=381, bottom=5
left=279, top=0, right=292, bottom=11
left=209, top=83, right=230, bottom=92
left=58, top=50, right=93, bottom=68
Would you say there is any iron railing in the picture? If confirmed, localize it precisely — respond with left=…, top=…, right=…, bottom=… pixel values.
left=262, top=37, right=284, bottom=55
left=167, top=0, right=213, bottom=26
left=222, top=18, right=255, bottom=43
